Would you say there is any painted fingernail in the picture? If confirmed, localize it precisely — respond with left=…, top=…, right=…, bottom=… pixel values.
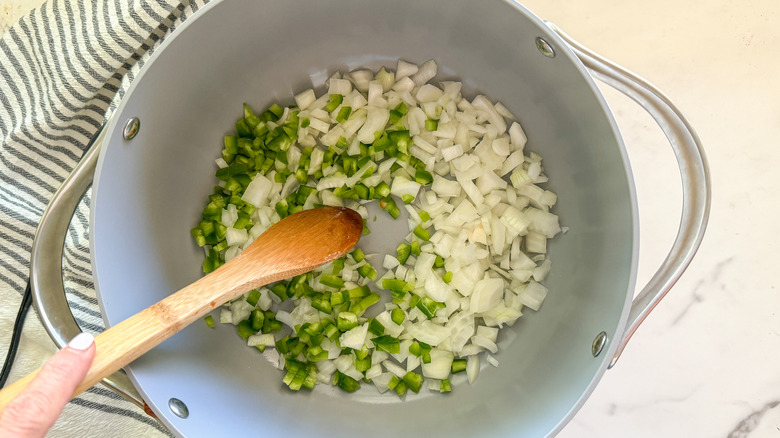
left=67, top=332, right=95, bottom=351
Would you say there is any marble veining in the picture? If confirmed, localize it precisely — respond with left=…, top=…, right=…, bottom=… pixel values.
left=671, top=256, right=733, bottom=325
left=728, top=401, right=780, bottom=438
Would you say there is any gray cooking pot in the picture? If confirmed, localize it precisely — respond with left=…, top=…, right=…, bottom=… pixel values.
left=29, top=0, right=710, bottom=436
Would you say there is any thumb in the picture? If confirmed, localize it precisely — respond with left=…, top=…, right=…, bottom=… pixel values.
left=0, top=332, right=96, bottom=438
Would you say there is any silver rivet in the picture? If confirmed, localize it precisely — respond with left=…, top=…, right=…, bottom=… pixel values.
left=168, top=398, right=189, bottom=419
left=592, top=331, right=607, bottom=357
left=123, top=117, right=140, bottom=140
left=535, top=37, right=556, bottom=58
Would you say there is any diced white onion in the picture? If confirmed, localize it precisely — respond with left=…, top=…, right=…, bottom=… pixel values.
left=470, top=277, right=504, bottom=313
left=411, top=59, right=437, bottom=86
left=357, top=107, right=390, bottom=144
left=294, top=89, right=316, bottom=110
left=247, top=333, right=275, bottom=348
left=349, top=69, right=374, bottom=92
left=518, top=280, right=548, bottom=311
left=339, top=323, right=369, bottom=350
left=328, top=78, right=352, bottom=96
left=225, top=227, right=248, bottom=247
left=396, top=59, right=419, bottom=79
left=421, top=349, right=453, bottom=379
left=416, top=84, right=444, bottom=103
left=241, top=174, right=273, bottom=207
left=208, top=61, right=563, bottom=396
left=509, top=122, right=527, bottom=150
left=383, top=360, right=407, bottom=378
left=466, top=355, right=480, bottom=384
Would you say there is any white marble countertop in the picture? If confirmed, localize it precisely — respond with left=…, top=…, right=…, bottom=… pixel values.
left=2, top=0, right=779, bottom=436
left=521, top=1, right=780, bottom=436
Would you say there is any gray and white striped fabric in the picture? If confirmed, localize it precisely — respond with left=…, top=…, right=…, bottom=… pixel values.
left=0, top=1, right=210, bottom=435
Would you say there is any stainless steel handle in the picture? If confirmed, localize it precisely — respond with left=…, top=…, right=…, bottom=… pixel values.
left=29, top=123, right=148, bottom=409
left=547, top=23, right=712, bottom=368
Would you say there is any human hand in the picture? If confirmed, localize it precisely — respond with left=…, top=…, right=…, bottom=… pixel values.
left=0, top=333, right=96, bottom=438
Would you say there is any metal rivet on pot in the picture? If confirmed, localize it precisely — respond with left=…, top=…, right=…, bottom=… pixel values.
left=168, top=398, right=189, bottom=419
left=535, top=37, right=555, bottom=58
left=123, top=117, right=140, bottom=140
left=592, top=331, right=608, bottom=357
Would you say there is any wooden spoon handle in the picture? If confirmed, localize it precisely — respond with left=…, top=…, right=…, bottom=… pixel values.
left=0, top=267, right=244, bottom=410
left=0, top=206, right=362, bottom=412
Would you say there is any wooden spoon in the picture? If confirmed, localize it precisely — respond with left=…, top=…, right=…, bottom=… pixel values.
left=0, top=206, right=363, bottom=409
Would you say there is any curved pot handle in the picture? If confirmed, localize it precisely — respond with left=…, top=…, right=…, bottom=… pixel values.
left=29, top=123, right=149, bottom=411
left=546, top=23, right=712, bottom=368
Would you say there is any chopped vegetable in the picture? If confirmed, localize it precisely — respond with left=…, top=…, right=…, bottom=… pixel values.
left=194, top=60, right=562, bottom=397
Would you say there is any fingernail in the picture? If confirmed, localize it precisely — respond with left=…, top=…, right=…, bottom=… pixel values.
left=67, top=332, right=95, bottom=351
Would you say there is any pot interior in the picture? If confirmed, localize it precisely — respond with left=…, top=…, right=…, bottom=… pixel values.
left=91, top=0, right=637, bottom=436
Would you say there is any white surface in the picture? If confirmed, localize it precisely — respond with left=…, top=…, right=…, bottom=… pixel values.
left=521, top=1, right=780, bottom=437
left=2, top=0, right=779, bottom=436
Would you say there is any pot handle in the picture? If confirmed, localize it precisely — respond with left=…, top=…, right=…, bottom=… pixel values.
left=546, top=23, right=712, bottom=368
left=29, top=123, right=150, bottom=411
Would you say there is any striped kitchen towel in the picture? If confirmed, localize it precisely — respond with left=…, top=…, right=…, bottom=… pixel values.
left=0, top=0, right=210, bottom=436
